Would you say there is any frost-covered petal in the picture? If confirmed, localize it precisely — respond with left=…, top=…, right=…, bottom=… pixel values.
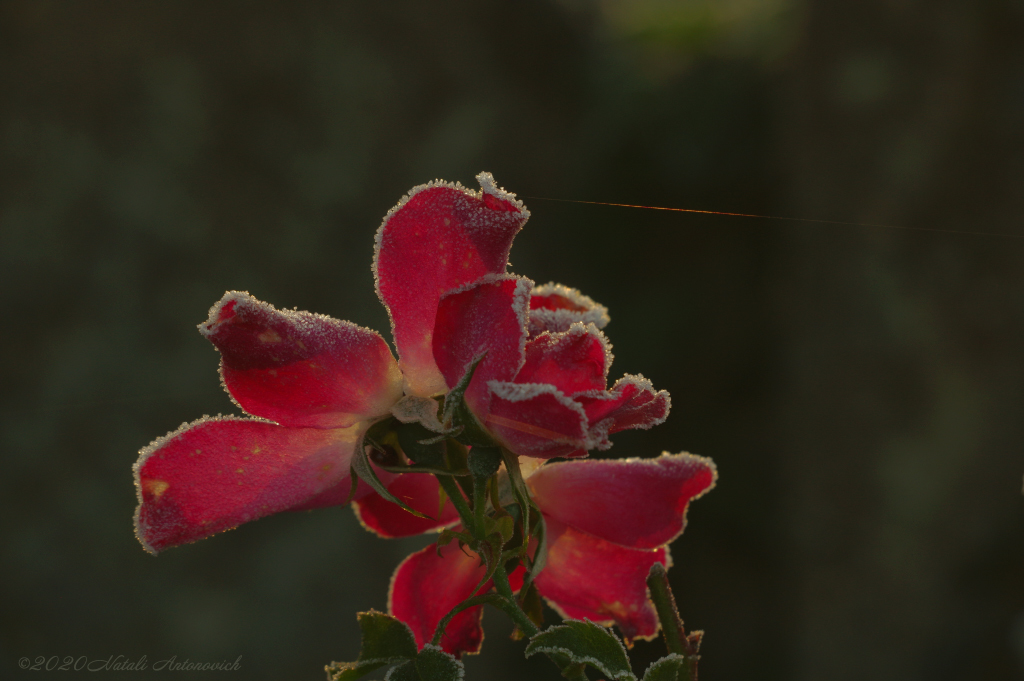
left=515, top=323, right=612, bottom=396
left=134, top=416, right=360, bottom=554
left=389, top=541, right=487, bottom=657
left=353, top=471, right=460, bottom=538
left=576, top=374, right=671, bottom=449
left=433, top=275, right=532, bottom=416
left=200, top=291, right=403, bottom=429
left=535, top=519, right=665, bottom=642
left=375, top=172, right=529, bottom=397
left=528, top=282, right=610, bottom=337
left=484, top=382, right=590, bottom=459
left=527, top=453, right=717, bottom=549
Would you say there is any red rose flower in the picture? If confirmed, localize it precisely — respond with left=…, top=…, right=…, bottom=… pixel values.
left=387, top=453, right=717, bottom=656
left=134, top=173, right=529, bottom=553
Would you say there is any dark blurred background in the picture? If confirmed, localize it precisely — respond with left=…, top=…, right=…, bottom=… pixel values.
left=3, top=1, right=1024, bottom=679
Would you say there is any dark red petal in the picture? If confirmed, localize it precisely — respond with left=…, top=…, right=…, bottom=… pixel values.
left=484, top=382, right=590, bottom=459
left=433, top=275, right=531, bottom=416
left=134, top=417, right=359, bottom=554
left=516, top=323, right=612, bottom=396
left=527, top=453, right=717, bottom=549
left=200, top=291, right=403, bottom=429
left=375, top=173, right=529, bottom=397
left=353, top=471, right=461, bottom=538
left=528, top=282, right=610, bottom=337
left=389, top=541, right=488, bottom=657
left=576, top=374, right=671, bottom=449
left=535, top=519, right=665, bottom=642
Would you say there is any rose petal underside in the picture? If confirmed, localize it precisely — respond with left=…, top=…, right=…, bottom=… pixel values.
left=389, top=541, right=489, bottom=657
left=134, top=417, right=360, bottom=553
left=353, top=470, right=461, bottom=538
left=528, top=282, right=610, bottom=336
left=201, top=291, right=403, bottom=429
left=527, top=453, right=717, bottom=549
left=375, top=174, right=529, bottom=397
left=485, top=382, right=590, bottom=459
left=433, top=275, right=531, bottom=416
left=535, top=519, right=665, bottom=642
left=514, top=323, right=611, bottom=396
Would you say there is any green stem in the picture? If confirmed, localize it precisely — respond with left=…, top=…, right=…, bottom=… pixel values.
left=436, top=475, right=475, bottom=531
left=647, top=563, right=699, bottom=681
left=472, top=475, right=488, bottom=530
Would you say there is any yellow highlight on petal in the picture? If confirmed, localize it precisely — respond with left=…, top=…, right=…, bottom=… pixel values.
left=144, top=479, right=170, bottom=500
left=258, top=329, right=282, bottom=343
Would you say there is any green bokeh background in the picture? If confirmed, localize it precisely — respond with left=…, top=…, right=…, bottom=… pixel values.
left=3, top=1, right=1024, bottom=679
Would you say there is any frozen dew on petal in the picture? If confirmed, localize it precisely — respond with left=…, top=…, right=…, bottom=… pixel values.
left=534, top=519, right=666, bottom=643
left=200, top=291, right=403, bottom=429
left=576, top=374, right=671, bottom=450
left=527, top=452, right=717, bottom=549
left=528, top=282, right=610, bottom=337
left=484, top=381, right=591, bottom=459
left=388, top=541, right=488, bottom=657
left=374, top=172, right=530, bottom=398
left=433, top=274, right=533, bottom=416
left=516, top=322, right=613, bottom=397
left=133, top=415, right=362, bottom=554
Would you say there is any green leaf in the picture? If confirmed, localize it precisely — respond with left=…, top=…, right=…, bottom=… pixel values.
left=467, top=446, right=502, bottom=479
left=355, top=610, right=418, bottom=660
left=350, top=444, right=429, bottom=520
left=525, top=620, right=636, bottom=681
left=414, top=645, right=464, bottom=681
left=325, top=610, right=417, bottom=681
left=384, top=660, right=419, bottom=681
left=641, top=655, right=688, bottom=681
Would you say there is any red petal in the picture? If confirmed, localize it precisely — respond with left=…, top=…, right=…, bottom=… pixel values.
left=353, top=471, right=461, bottom=538
left=375, top=173, right=529, bottom=397
left=528, top=282, right=609, bottom=337
left=389, top=541, right=488, bottom=657
left=576, top=374, right=671, bottom=449
left=134, top=417, right=359, bottom=554
left=484, top=382, right=589, bottom=459
left=535, top=519, right=665, bottom=642
left=200, top=292, right=403, bottom=429
left=433, top=275, right=531, bottom=416
left=516, top=323, right=612, bottom=396
left=528, top=453, right=717, bottom=549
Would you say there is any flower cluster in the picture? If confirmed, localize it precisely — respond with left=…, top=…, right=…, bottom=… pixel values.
left=133, top=173, right=716, bottom=664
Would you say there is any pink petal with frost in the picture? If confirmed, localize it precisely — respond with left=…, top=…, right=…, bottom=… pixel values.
left=484, top=382, right=589, bottom=459
left=535, top=519, right=665, bottom=643
left=527, top=453, right=717, bottom=549
left=515, top=323, right=612, bottom=396
left=576, top=374, right=670, bottom=449
left=375, top=173, right=529, bottom=397
left=389, top=541, right=488, bottom=657
left=353, top=471, right=461, bottom=538
left=134, top=416, right=360, bottom=554
left=528, top=282, right=610, bottom=336
left=433, top=275, right=532, bottom=415
left=200, top=291, right=403, bottom=429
